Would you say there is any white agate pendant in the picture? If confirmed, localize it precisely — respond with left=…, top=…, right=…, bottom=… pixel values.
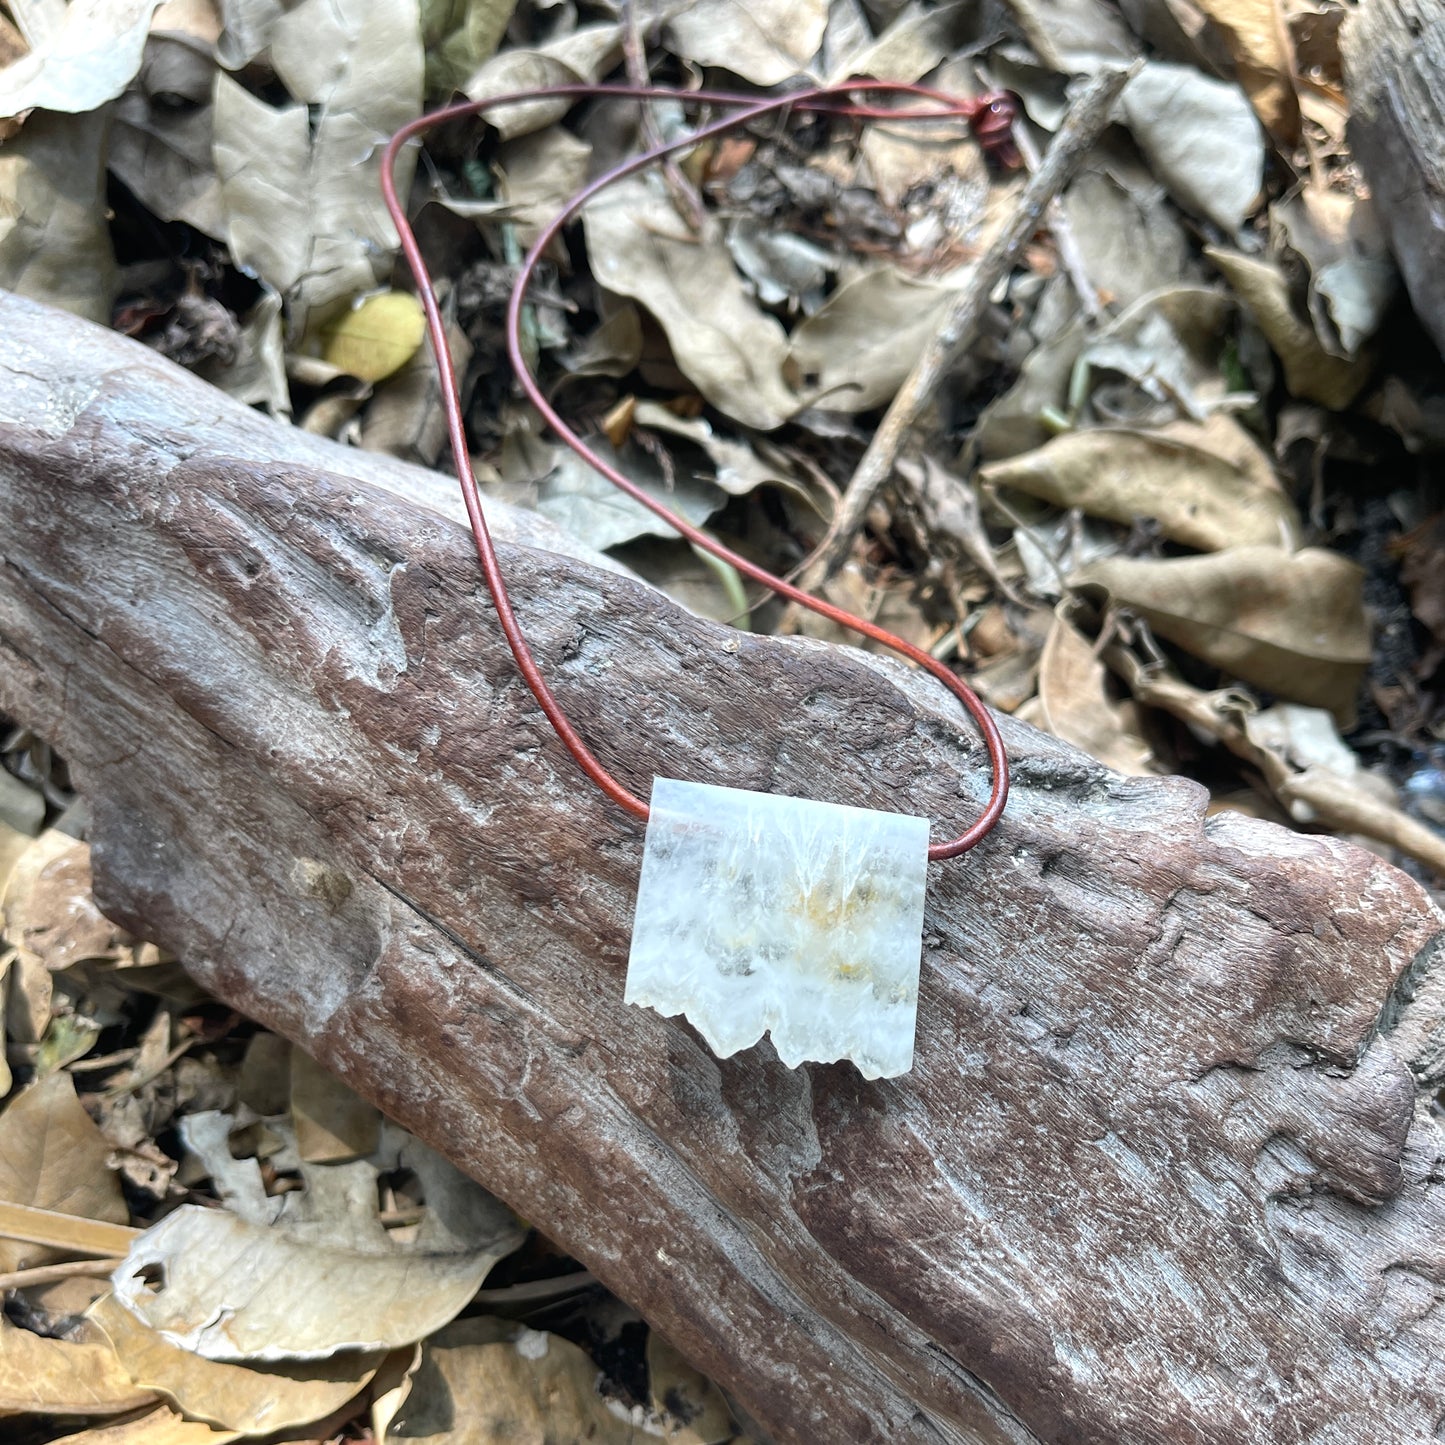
left=625, top=777, right=930, bottom=1079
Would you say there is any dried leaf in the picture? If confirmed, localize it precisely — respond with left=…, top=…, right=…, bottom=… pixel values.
left=1271, top=187, right=1397, bottom=357
left=1005, top=0, right=1138, bottom=70
left=290, top=1047, right=380, bottom=1163
left=787, top=266, right=969, bottom=413
left=423, top=0, right=516, bottom=94
left=212, top=0, right=422, bottom=319
left=1206, top=246, right=1373, bottom=407
left=665, top=0, right=826, bottom=84
left=646, top=1331, right=736, bottom=1444
left=583, top=173, right=797, bottom=430
left=370, top=1343, right=423, bottom=1445
left=1060, top=163, right=1192, bottom=309
left=1023, top=609, right=1157, bottom=775
left=496, top=125, right=592, bottom=246
left=1192, top=0, right=1301, bottom=139
left=1072, top=545, right=1370, bottom=723
left=3, top=833, right=130, bottom=971
left=977, top=285, right=1235, bottom=458
left=1121, top=62, right=1263, bottom=231
left=978, top=414, right=1300, bottom=551
left=46, top=1406, right=240, bottom=1444
left=89, top=1292, right=383, bottom=1434
left=0, top=1072, right=129, bottom=1273
left=390, top=1317, right=645, bottom=1444
left=0, top=1315, right=157, bottom=1418
left=0, top=0, right=160, bottom=117
left=826, top=0, right=969, bottom=83
left=463, top=22, right=621, bottom=139
left=0, top=108, right=118, bottom=324
left=110, top=28, right=223, bottom=237
left=111, top=1199, right=517, bottom=1360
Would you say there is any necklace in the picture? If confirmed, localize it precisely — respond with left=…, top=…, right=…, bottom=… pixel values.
left=382, top=82, right=1010, bottom=1078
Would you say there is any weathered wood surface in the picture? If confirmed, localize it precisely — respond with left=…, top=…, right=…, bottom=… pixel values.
left=3, top=291, right=1445, bottom=1444
left=1344, top=0, right=1445, bottom=358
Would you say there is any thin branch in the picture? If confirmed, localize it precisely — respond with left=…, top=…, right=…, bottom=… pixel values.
left=790, top=63, right=1137, bottom=600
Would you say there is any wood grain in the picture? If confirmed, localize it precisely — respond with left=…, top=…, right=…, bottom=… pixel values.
left=2, top=292, right=1444, bottom=1443
left=1344, top=0, right=1445, bottom=358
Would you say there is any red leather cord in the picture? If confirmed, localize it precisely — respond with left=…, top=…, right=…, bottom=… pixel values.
left=381, top=81, right=1011, bottom=859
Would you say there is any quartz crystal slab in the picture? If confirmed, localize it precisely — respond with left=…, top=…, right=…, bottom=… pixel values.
left=626, top=777, right=930, bottom=1079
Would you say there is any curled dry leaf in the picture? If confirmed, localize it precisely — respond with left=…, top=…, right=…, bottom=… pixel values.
left=827, top=0, right=970, bottom=84
left=976, top=285, right=1235, bottom=458
left=1072, top=544, right=1370, bottom=724
left=978, top=413, right=1301, bottom=551
left=1109, top=655, right=1445, bottom=878
left=1121, top=62, right=1263, bottom=232
left=89, top=1292, right=384, bottom=1435
left=0, top=0, right=160, bottom=118
left=464, top=22, right=621, bottom=139
left=1270, top=187, right=1397, bottom=358
left=1205, top=246, right=1373, bottom=407
left=583, top=173, right=798, bottom=431
left=665, top=0, right=827, bottom=85
left=290, top=1045, right=381, bottom=1163
left=0, top=1071, right=129, bottom=1273
left=1020, top=609, right=1157, bottom=776
left=0, top=109, right=118, bottom=325
left=0, top=1314, right=157, bottom=1419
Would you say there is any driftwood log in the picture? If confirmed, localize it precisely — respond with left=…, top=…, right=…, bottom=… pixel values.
left=3, top=292, right=1445, bottom=1444
left=1343, top=0, right=1445, bottom=359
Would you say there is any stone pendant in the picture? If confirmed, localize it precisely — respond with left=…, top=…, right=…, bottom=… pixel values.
left=625, top=777, right=930, bottom=1079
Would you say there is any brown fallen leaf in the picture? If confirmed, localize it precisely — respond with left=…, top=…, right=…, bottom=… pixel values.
left=290, top=1045, right=380, bottom=1163
left=646, top=1331, right=736, bottom=1444
left=664, top=0, right=826, bottom=85
left=89, top=1292, right=383, bottom=1435
left=47, top=1406, right=240, bottom=1445
left=0, top=1072, right=129, bottom=1273
left=1206, top=246, right=1374, bottom=407
left=1019, top=608, right=1158, bottom=775
left=1071, top=545, right=1370, bottom=724
left=0, top=1314, right=157, bottom=1419
left=0, top=108, right=118, bottom=325
left=1193, top=0, right=1301, bottom=141
left=3, top=832, right=131, bottom=971
left=388, top=1316, right=652, bottom=1444
left=978, top=413, right=1300, bottom=552
left=583, top=174, right=797, bottom=431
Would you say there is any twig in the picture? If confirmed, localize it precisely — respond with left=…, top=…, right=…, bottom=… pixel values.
left=787, top=64, right=1137, bottom=605
left=1012, top=120, right=1103, bottom=323
left=0, top=1256, right=125, bottom=1291
left=621, top=1, right=706, bottom=232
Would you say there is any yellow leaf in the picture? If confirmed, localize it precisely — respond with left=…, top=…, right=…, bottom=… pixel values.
left=322, top=292, right=426, bottom=383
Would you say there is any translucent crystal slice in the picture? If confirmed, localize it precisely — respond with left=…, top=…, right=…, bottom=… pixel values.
left=625, top=777, right=930, bottom=1079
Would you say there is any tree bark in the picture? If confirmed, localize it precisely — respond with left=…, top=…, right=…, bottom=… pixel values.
left=1343, top=0, right=1445, bottom=359
left=2, top=292, right=1444, bottom=1444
